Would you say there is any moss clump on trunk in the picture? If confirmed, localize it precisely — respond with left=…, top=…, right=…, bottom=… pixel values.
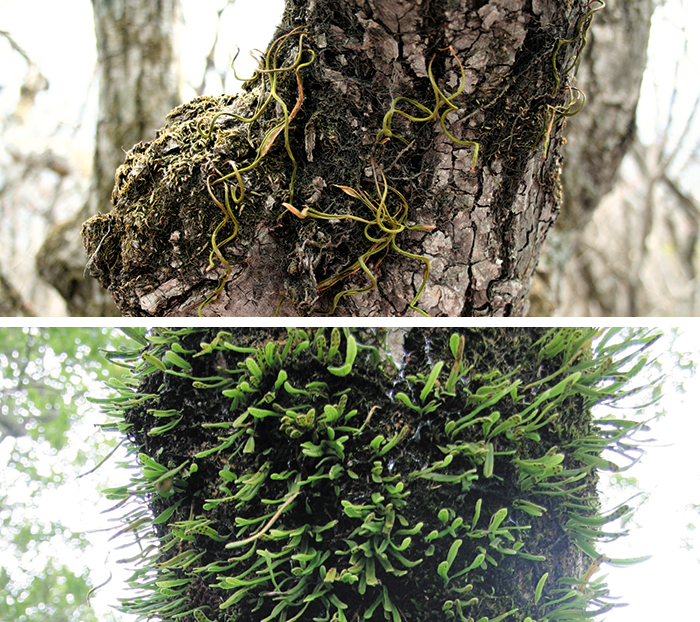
left=82, top=28, right=319, bottom=316
left=98, top=327, right=658, bottom=622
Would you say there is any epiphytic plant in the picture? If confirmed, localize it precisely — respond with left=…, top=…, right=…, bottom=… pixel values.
left=283, top=44, right=483, bottom=316
left=94, top=327, right=659, bottom=622
left=283, top=161, right=434, bottom=315
left=376, top=46, right=480, bottom=171
left=196, top=27, right=316, bottom=314
left=541, top=0, right=606, bottom=157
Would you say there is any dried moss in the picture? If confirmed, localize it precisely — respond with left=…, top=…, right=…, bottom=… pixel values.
left=81, top=86, right=293, bottom=314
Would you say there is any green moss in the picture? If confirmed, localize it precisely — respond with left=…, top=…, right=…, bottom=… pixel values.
left=97, top=327, right=659, bottom=622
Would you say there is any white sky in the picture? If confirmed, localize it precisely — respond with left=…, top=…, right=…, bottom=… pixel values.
left=636, top=0, right=700, bottom=146
left=600, top=410, right=700, bottom=621
left=596, top=329, right=700, bottom=621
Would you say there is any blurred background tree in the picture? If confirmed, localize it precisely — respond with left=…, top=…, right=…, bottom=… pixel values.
left=531, top=0, right=700, bottom=315
left=0, top=0, right=281, bottom=316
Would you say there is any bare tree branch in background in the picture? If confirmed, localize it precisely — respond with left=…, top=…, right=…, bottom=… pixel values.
left=191, top=4, right=229, bottom=97
left=0, top=30, right=49, bottom=125
left=0, top=30, right=50, bottom=315
left=1, top=1, right=261, bottom=317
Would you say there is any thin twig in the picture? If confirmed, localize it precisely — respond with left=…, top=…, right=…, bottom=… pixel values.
left=227, top=489, right=301, bottom=548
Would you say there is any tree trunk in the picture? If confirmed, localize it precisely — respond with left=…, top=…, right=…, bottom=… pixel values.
left=0, top=269, right=35, bottom=316
left=529, top=0, right=655, bottom=315
left=37, top=0, right=182, bottom=316
left=101, top=327, right=654, bottom=622
left=90, top=0, right=183, bottom=218
left=82, top=0, right=610, bottom=317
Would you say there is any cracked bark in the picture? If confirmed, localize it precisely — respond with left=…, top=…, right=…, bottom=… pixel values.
left=83, top=0, right=595, bottom=317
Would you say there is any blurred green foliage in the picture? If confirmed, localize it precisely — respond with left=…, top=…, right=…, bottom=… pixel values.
left=0, top=327, right=130, bottom=622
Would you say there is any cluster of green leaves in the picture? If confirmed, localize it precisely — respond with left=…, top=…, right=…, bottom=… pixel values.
left=97, top=327, right=661, bottom=622
left=397, top=328, right=660, bottom=622
left=95, top=328, right=380, bottom=622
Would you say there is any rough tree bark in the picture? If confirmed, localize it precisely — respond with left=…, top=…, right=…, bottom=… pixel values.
left=82, top=0, right=609, bottom=317
left=36, top=0, right=182, bottom=316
